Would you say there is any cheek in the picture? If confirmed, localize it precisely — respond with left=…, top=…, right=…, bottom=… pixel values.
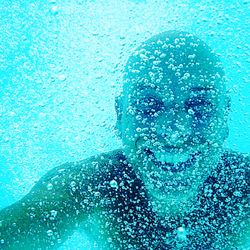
left=191, top=111, right=215, bottom=130
left=192, top=115, right=225, bottom=143
left=127, top=113, right=152, bottom=132
left=122, top=115, right=149, bottom=143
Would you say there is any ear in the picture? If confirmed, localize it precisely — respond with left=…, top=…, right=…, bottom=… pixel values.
left=220, top=94, right=231, bottom=141
left=115, top=95, right=123, bottom=137
left=224, top=94, right=231, bottom=119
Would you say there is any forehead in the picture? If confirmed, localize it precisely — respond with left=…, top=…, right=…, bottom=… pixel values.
left=123, top=31, right=225, bottom=99
left=130, top=82, right=218, bottom=97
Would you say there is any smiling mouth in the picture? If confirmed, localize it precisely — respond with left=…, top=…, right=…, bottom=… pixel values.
left=144, top=148, right=200, bottom=173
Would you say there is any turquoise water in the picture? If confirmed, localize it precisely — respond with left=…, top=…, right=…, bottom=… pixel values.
left=0, top=0, right=249, bottom=249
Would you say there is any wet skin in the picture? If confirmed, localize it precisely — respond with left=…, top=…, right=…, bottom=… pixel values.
left=0, top=31, right=249, bottom=250
left=116, top=31, right=229, bottom=216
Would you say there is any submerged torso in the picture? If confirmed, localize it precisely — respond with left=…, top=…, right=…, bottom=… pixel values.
left=81, top=150, right=249, bottom=250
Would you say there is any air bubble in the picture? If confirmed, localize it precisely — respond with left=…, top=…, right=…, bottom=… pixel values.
left=176, top=226, right=187, bottom=241
left=136, top=115, right=142, bottom=121
left=47, top=183, right=53, bottom=190
left=57, top=74, right=66, bottom=81
left=50, top=5, right=59, bottom=15
left=188, top=54, right=196, bottom=59
left=110, top=180, right=118, bottom=189
left=183, top=73, right=190, bottom=80
left=188, top=109, right=195, bottom=115
left=47, top=230, right=53, bottom=237
left=50, top=210, right=58, bottom=219
left=136, top=127, right=142, bottom=132
left=233, top=191, right=242, bottom=197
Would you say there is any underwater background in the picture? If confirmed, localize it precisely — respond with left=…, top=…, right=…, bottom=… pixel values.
left=0, top=0, right=249, bottom=248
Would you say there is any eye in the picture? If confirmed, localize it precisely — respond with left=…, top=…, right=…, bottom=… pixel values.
left=185, top=98, right=214, bottom=120
left=135, top=96, right=164, bottom=117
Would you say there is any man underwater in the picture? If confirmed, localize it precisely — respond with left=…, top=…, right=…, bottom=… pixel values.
left=0, top=30, right=249, bottom=250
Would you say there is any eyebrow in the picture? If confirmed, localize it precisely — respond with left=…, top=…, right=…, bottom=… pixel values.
left=138, top=85, right=156, bottom=91
left=190, top=87, right=214, bottom=92
left=136, top=86, right=215, bottom=95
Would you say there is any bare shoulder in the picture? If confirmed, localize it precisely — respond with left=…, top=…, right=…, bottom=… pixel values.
left=221, top=149, right=249, bottom=184
left=229, top=217, right=250, bottom=250
left=222, top=150, right=250, bottom=248
left=218, top=150, right=250, bottom=200
left=222, top=149, right=249, bottom=166
left=28, top=149, right=125, bottom=203
left=0, top=149, right=125, bottom=249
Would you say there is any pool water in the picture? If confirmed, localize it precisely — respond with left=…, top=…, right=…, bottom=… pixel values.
left=0, top=0, right=249, bottom=249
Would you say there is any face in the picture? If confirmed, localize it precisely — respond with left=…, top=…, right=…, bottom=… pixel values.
left=116, top=31, right=229, bottom=216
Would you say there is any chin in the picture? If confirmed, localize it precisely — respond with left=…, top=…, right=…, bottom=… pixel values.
left=138, top=150, right=218, bottom=193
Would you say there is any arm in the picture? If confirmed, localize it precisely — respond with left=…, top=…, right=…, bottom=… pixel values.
left=0, top=161, right=100, bottom=250
left=229, top=219, right=250, bottom=250
left=228, top=153, right=250, bottom=249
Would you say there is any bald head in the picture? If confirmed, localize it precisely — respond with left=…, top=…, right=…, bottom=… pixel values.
left=122, top=30, right=225, bottom=97
left=116, top=31, right=229, bottom=145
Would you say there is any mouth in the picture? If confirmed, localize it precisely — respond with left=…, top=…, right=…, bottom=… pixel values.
left=144, top=148, right=200, bottom=173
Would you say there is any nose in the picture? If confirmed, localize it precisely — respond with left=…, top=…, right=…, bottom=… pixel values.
left=156, top=112, right=192, bottom=146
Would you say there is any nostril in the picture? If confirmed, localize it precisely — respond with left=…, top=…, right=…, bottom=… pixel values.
left=161, top=133, right=168, bottom=139
left=160, top=133, right=191, bottom=147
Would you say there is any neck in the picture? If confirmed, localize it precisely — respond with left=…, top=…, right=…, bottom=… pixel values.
left=147, top=184, right=198, bottom=219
